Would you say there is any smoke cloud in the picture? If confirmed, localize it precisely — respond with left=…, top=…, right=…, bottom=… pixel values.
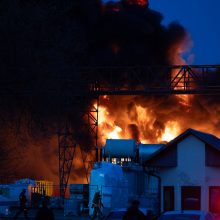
left=0, top=0, right=210, bottom=183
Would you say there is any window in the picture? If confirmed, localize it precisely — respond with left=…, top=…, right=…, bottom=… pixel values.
left=112, top=158, right=117, bottom=164
left=181, top=186, right=201, bottom=210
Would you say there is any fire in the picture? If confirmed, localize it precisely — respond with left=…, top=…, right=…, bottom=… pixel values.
left=178, top=94, right=192, bottom=108
left=136, top=106, right=153, bottom=128
left=108, top=126, right=122, bottom=139
left=97, top=97, right=182, bottom=145
left=98, top=105, right=109, bottom=124
left=161, top=121, right=180, bottom=142
left=98, top=105, right=123, bottom=142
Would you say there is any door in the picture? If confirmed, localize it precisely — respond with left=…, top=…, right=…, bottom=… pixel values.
left=163, top=186, right=174, bottom=211
left=209, top=186, right=220, bottom=213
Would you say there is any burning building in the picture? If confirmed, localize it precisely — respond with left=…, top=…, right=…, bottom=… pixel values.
left=0, top=0, right=219, bottom=185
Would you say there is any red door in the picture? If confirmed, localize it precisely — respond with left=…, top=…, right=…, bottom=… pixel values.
left=209, top=186, right=220, bottom=213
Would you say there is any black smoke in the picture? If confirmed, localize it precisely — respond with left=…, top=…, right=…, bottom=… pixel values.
left=88, top=1, right=186, bottom=66
left=0, top=0, right=189, bottom=182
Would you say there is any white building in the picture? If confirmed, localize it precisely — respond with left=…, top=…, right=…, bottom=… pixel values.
left=145, top=128, right=220, bottom=213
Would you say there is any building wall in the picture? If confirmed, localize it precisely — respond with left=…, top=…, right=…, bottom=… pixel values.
left=205, top=166, right=220, bottom=211
left=159, top=135, right=210, bottom=211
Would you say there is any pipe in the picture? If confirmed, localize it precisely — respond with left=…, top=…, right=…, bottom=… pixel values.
left=100, top=146, right=103, bottom=161
left=96, top=146, right=99, bottom=162
left=143, top=165, right=161, bottom=216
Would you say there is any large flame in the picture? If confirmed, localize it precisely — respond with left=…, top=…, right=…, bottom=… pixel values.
left=97, top=92, right=220, bottom=147
left=161, top=121, right=180, bottom=142
left=108, top=126, right=123, bottom=139
left=97, top=97, right=183, bottom=144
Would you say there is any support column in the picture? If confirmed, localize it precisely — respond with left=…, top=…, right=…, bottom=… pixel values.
left=58, top=124, right=76, bottom=200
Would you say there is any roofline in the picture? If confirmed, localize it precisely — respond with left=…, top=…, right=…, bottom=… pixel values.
left=144, top=128, right=220, bottom=164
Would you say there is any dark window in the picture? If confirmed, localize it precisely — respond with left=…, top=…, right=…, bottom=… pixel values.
left=181, top=186, right=201, bottom=210
left=163, top=186, right=174, bottom=211
left=209, top=186, right=220, bottom=213
left=206, top=145, right=220, bottom=167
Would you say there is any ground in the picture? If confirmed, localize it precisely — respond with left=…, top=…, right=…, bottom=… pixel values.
left=1, top=208, right=91, bottom=220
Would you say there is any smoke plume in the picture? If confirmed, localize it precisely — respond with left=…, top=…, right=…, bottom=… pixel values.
left=0, top=0, right=213, bottom=183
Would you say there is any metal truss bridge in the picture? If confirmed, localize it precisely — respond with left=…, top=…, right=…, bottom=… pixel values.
left=81, top=65, right=220, bottom=95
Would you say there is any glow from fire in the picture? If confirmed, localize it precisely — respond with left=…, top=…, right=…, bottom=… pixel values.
left=161, top=121, right=180, bottom=142
left=136, top=106, right=153, bottom=128
left=169, top=33, right=193, bottom=107
left=108, top=126, right=122, bottom=139
left=98, top=105, right=123, bottom=141
left=98, top=105, right=109, bottom=124
left=96, top=99, right=183, bottom=145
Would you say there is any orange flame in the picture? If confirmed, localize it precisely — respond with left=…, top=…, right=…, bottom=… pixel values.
left=160, top=121, right=180, bottom=142
left=97, top=99, right=182, bottom=145
left=108, top=126, right=122, bottom=139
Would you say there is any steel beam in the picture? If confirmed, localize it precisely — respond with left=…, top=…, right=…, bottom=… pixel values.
left=58, top=96, right=99, bottom=200
left=79, top=96, right=99, bottom=183
left=58, top=124, right=76, bottom=200
left=80, top=65, right=220, bottom=95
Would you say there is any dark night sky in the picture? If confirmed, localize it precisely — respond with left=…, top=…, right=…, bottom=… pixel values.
left=104, top=0, right=220, bottom=65
left=150, top=0, right=220, bottom=65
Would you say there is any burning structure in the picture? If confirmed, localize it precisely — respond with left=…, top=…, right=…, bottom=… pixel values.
left=0, top=0, right=220, bottom=190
